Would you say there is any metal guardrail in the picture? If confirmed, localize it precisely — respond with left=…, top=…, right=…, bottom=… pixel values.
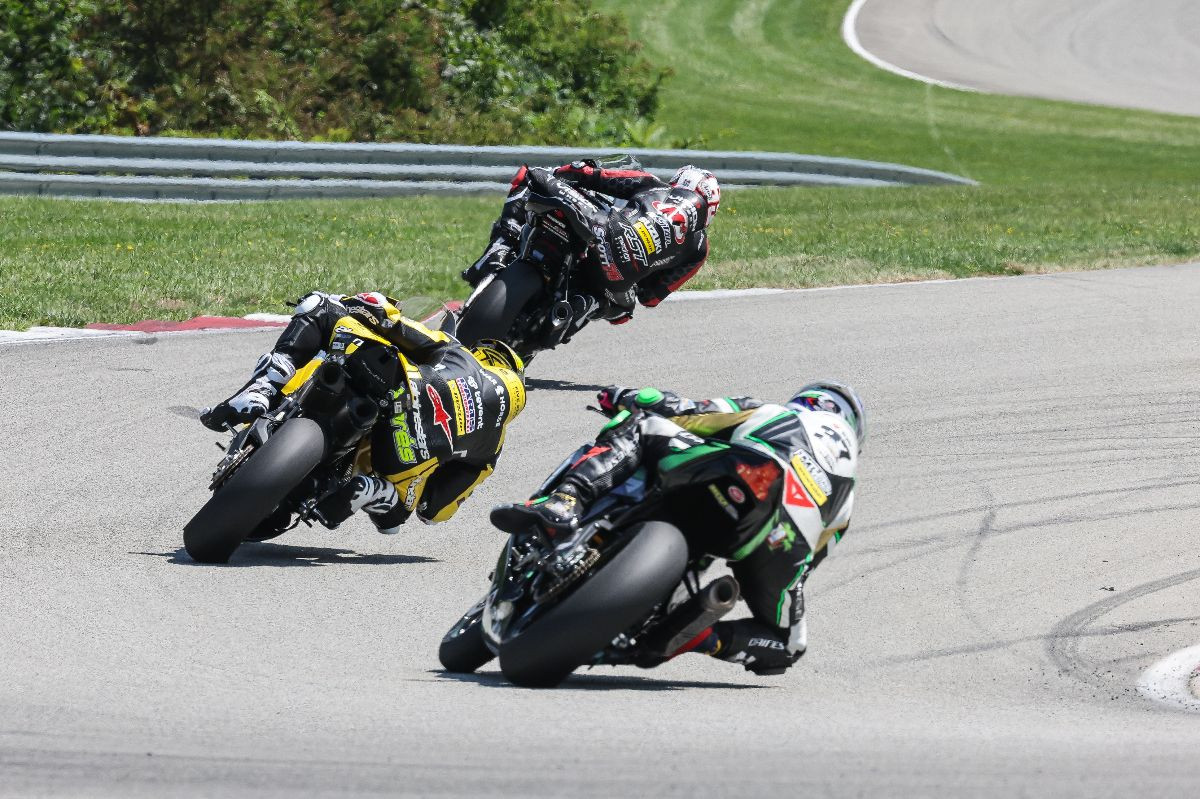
left=0, top=131, right=975, bottom=200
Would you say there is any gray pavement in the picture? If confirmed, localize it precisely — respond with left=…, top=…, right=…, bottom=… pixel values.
left=3, top=264, right=1200, bottom=796
left=852, top=0, right=1200, bottom=116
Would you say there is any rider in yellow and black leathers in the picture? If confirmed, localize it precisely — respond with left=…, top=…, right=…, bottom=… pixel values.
left=201, top=291, right=526, bottom=532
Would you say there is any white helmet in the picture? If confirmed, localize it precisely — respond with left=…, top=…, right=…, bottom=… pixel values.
left=670, top=165, right=720, bottom=227
left=788, top=381, right=866, bottom=449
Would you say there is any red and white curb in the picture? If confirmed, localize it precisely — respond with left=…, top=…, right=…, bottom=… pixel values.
left=0, top=271, right=1113, bottom=345
left=1137, top=645, right=1200, bottom=713
left=0, top=304, right=462, bottom=345
left=0, top=314, right=286, bottom=345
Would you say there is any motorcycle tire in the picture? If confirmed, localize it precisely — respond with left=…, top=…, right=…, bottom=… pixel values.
left=439, top=605, right=495, bottom=674
left=455, top=260, right=543, bottom=348
left=183, top=417, right=326, bottom=564
left=498, top=521, right=689, bottom=688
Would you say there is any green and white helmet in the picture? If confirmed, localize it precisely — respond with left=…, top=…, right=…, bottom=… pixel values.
left=787, top=381, right=866, bottom=449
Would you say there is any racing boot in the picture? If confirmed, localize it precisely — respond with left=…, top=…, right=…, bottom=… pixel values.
left=461, top=240, right=513, bottom=287
left=490, top=483, right=584, bottom=537
left=561, top=294, right=600, bottom=344
left=314, top=475, right=409, bottom=534
left=492, top=411, right=642, bottom=535
left=200, top=352, right=296, bottom=431
left=706, top=602, right=807, bottom=676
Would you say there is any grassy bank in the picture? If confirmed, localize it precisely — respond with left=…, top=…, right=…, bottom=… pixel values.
left=599, top=0, right=1199, bottom=256
left=3, top=0, right=1198, bottom=329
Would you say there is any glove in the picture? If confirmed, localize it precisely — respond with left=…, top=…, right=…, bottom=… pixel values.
left=596, top=386, right=633, bottom=416
left=554, top=159, right=598, bottom=178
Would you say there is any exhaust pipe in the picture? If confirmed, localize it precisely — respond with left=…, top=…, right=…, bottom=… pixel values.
left=327, top=395, right=379, bottom=447
left=642, top=575, right=740, bottom=659
left=302, top=361, right=348, bottom=414
left=544, top=300, right=574, bottom=346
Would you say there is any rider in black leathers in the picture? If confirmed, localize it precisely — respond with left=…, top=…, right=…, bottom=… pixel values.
left=463, top=158, right=721, bottom=326
left=491, top=382, right=866, bottom=676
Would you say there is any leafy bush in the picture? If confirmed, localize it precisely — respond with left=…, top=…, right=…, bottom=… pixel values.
left=0, top=0, right=135, bottom=132
left=0, top=0, right=668, bottom=144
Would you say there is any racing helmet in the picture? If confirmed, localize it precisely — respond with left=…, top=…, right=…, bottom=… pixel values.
left=787, top=381, right=866, bottom=448
left=471, top=339, right=525, bottom=378
left=670, top=165, right=721, bottom=226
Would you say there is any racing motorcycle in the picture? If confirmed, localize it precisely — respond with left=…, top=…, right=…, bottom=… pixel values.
left=183, top=307, right=456, bottom=564
left=454, top=170, right=622, bottom=361
left=437, top=421, right=801, bottom=688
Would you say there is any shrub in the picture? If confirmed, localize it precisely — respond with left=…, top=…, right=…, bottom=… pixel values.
left=0, top=0, right=668, bottom=144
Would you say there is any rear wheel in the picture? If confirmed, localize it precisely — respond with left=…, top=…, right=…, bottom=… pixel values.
left=498, top=521, right=689, bottom=688
left=183, top=417, right=326, bottom=564
left=455, top=260, right=543, bottom=348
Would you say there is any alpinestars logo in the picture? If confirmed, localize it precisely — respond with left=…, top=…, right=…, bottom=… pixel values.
left=425, top=384, right=453, bottom=442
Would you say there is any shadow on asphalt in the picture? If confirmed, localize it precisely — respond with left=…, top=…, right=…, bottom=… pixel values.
left=166, top=405, right=200, bottom=419
left=433, top=669, right=767, bottom=692
left=133, top=543, right=439, bottom=568
left=525, top=377, right=606, bottom=394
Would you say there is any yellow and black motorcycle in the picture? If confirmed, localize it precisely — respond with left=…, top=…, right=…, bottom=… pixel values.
left=183, top=310, right=451, bottom=564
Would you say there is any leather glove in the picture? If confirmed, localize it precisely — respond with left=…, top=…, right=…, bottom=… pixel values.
left=596, top=386, right=632, bottom=416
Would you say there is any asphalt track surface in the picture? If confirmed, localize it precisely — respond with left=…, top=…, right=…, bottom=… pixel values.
left=4, top=264, right=1200, bottom=797
left=851, top=0, right=1200, bottom=116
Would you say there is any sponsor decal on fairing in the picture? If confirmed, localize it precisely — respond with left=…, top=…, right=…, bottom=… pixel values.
left=707, top=483, right=739, bottom=519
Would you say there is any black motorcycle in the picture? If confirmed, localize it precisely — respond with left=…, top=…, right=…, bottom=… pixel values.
left=184, top=308, right=456, bottom=564
left=454, top=176, right=619, bottom=361
left=436, top=424, right=794, bottom=687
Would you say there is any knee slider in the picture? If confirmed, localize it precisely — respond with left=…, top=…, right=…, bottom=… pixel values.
left=251, top=352, right=297, bottom=386
left=293, top=291, right=339, bottom=317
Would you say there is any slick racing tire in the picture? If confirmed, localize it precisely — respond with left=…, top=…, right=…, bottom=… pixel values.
left=498, top=522, right=689, bottom=688
left=439, top=602, right=495, bottom=674
left=183, top=418, right=326, bottom=564
left=455, top=260, right=542, bottom=349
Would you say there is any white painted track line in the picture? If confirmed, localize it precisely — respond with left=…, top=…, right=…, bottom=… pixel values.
left=841, top=0, right=977, bottom=92
left=1138, top=646, right=1200, bottom=713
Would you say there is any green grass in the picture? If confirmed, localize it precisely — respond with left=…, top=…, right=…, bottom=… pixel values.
left=0, top=196, right=498, bottom=328
left=600, top=0, right=1200, bottom=280
left=3, top=0, right=1199, bottom=329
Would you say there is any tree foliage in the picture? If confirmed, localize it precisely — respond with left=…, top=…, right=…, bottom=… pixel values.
left=0, top=0, right=668, bottom=143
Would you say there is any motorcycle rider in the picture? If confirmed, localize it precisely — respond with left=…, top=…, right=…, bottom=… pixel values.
left=491, top=382, right=864, bottom=676
left=201, top=291, right=526, bottom=533
left=463, top=156, right=720, bottom=326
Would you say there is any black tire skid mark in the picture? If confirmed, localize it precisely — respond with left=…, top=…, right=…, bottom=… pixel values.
left=878, top=615, right=1200, bottom=666
left=1044, top=567, right=1200, bottom=697
left=846, top=472, right=1200, bottom=558
left=886, top=391, right=1200, bottom=438
left=826, top=494, right=1200, bottom=596
left=952, top=483, right=998, bottom=640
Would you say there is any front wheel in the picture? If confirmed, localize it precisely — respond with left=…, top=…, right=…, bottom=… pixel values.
left=183, top=417, right=326, bottom=564
left=439, top=601, right=495, bottom=674
left=455, top=260, right=543, bottom=349
left=498, top=521, right=689, bottom=688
